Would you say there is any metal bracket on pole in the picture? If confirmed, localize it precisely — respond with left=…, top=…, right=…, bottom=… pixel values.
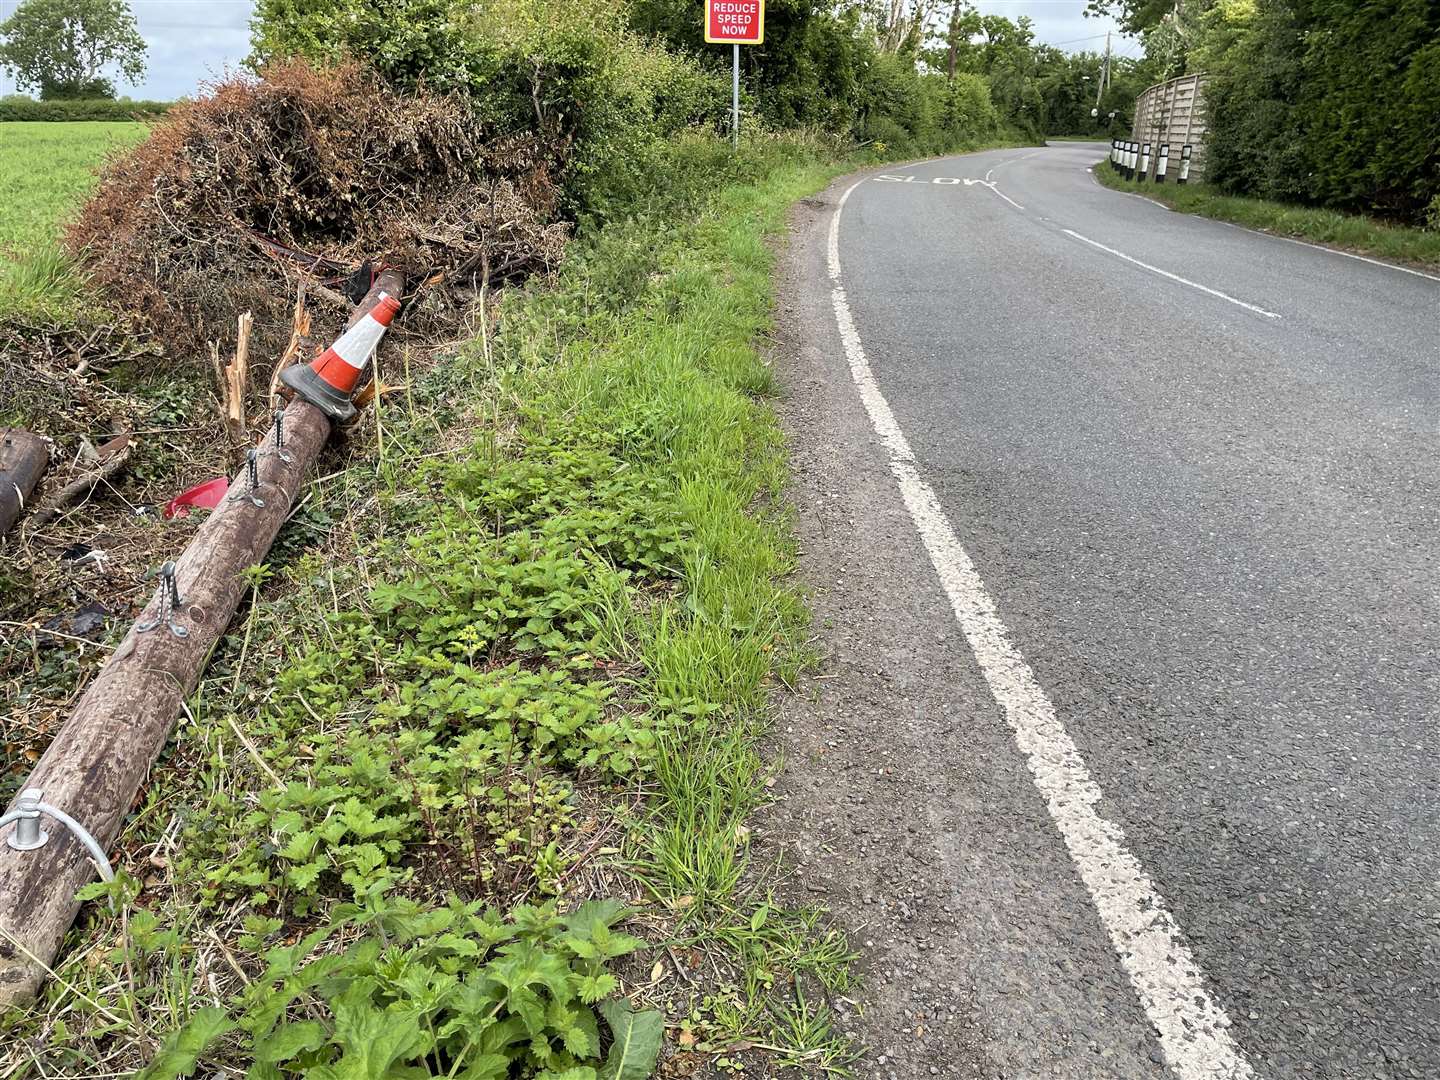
left=136, top=561, right=189, bottom=639
left=6, top=790, right=47, bottom=851
left=1, top=789, right=116, bottom=882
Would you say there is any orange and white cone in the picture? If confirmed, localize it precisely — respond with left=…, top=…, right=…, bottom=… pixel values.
left=282, top=292, right=401, bottom=422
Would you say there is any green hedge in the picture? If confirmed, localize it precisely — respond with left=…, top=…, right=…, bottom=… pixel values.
left=251, top=0, right=1024, bottom=207
left=1203, top=0, right=1440, bottom=226
left=0, top=97, right=172, bottom=121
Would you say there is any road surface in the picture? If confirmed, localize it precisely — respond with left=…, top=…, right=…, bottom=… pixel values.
left=767, top=141, right=1439, bottom=1079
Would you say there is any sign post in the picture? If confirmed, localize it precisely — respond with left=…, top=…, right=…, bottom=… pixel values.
left=733, top=42, right=739, bottom=149
left=705, top=0, right=765, bottom=148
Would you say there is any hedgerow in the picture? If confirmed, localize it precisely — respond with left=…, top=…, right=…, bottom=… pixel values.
left=0, top=94, right=170, bottom=120
left=250, top=0, right=1024, bottom=199
left=250, top=0, right=733, bottom=220
left=1204, top=0, right=1439, bottom=223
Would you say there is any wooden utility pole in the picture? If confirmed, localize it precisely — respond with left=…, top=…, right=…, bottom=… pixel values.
left=948, top=0, right=961, bottom=81
left=1097, top=30, right=1111, bottom=110
left=0, top=271, right=404, bottom=1005
left=0, top=429, right=49, bottom=537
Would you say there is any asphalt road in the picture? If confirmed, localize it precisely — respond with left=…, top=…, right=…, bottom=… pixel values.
left=771, top=142, right=1439, bottom=1079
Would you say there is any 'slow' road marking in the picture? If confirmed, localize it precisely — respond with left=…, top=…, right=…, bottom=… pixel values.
left=1063, top=227, right=1282, bottom=318
left=827, top=177, right=1257, bottom=1080
left=874, top=174, right=1025, bottom=211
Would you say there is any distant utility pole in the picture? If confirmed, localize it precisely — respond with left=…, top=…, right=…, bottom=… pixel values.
left=948, top=0, right=962, bottom=82
left=1096, top=30, right=1111, bottom=110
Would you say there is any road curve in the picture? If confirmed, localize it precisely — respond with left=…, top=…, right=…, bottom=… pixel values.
left=772, top=141, right=1439, bottom=1080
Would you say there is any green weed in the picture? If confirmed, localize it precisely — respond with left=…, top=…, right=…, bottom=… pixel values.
left=121, top=890, right=661, bottom=1080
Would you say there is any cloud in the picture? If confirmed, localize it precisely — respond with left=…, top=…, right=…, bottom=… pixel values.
left=974, top=0, right=1136, bottom=54
left=128, top=0, right=253, bottom=99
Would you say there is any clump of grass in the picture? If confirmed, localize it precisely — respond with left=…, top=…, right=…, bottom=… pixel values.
left=0, top=245, right=88, bottom=320
left=1094, top=158, right=1440, bottom=269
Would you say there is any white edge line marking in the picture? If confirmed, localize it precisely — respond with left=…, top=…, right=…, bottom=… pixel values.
left=1086, top=167, right=1440, bottom=284
left=1114, top=186, right=1173, bottom=211
left=1210, top=219, right=1440, bottom=283
left=826, top=176, right=1256, bottom=1080
left=1063, top=228, right=1282, bottom=318
left=985, top=183, right=1025, bottom=212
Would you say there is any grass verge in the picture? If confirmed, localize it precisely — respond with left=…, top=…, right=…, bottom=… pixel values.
left=1094, top=159, right=1440, bottom=271
left=2, top=131, right=859, bottom=1079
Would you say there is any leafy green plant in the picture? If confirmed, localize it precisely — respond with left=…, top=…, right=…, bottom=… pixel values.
left=139, top=895, right=662, bottom=1080
left=198, top=429, right=698, bottom=914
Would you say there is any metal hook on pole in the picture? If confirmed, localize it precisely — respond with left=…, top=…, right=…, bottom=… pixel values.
left=271, top=408, right=293, bottom=464
left=136, top=561, right=189, bottom=638
left=239, top=449, right=265, bottom=508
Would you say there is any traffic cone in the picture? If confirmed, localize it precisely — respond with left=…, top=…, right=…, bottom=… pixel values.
left=282, top=292, right=402, bottom=423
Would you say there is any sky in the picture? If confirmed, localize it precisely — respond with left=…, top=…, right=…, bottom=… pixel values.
left=0, top=0, right=1137, bottom=101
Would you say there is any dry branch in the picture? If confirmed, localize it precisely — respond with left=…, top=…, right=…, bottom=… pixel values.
left=269, top=284, right=312, bottom=406
left=213, top=311, right=252, bottom=450
left=25, top=437, right=132, bottom=531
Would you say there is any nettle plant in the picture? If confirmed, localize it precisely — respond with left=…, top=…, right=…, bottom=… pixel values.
left=139, top=895, right=664, bottom=1080
left=203, top=433, right=692, bottom=914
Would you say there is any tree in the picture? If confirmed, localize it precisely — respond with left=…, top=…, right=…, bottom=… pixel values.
left=1085, top=0, right=1179, bottom=36
left=0, top=0, right=146, bottom=100
left=873, top=0, right=942, bottom=56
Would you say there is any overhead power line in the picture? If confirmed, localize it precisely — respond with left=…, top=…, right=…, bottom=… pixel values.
left=1047, top=32, right=1115, bottom=46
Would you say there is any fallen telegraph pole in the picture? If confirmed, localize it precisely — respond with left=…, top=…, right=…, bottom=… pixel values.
left=0, top=270, right=404, bottom=1005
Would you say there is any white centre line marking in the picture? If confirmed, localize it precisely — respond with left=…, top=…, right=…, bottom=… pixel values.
left=982, top=181, right=1025, bottom=212
left=826, top=177, right=1257, bottom=1080
left=1062, top=228, right=1282, bottom=318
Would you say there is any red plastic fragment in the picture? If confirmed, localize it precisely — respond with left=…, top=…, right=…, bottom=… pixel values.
left=162, top=477, right=228, bottom=519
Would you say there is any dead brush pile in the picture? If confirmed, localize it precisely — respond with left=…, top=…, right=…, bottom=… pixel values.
left=67, top=59, right=569, bottom=362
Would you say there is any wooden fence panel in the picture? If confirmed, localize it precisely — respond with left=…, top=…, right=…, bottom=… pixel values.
left=1131, top=73, right=1209, bottom=181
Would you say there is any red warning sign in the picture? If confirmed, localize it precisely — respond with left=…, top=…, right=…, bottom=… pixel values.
left=705, top=0, right=764, bottom=44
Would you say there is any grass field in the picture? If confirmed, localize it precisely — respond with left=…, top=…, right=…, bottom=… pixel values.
left=0, top=121, right=149, bottom=313
left=0, top=121, right=147, bottom=255
left=1094, top=158, right=1440, bottom=270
